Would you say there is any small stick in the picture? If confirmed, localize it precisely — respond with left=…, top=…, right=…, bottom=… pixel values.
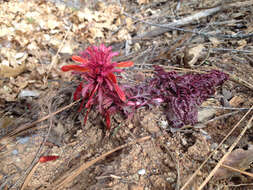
left=49, top=24, right=72, bottom=70
left=195, top=111, right=239, bottom=129
left=221, top=164, right=253, bottom=178
left=20, top=162, right=40, bottom=190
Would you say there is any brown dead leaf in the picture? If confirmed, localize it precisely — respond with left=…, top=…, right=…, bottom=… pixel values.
left=198, top=108, right=216, bottom=122
left=125, top=17, right=135, bottom=32
left=129, top=185, right=144, bottom=190
left=0, top=26, right=15, bottom=37
left=186, top=44, right=205, bottom=66
left=60, top=39, right=78, bottom=54
left=117, top=28, right=131, bottom=41
left=76, top=8, right=99, bottom=22
left=214, top=145, right=253, bottom=180
left=137, top=0, right=150, bottom=5
left=237, top=39, right=247, bottom=49
left=89, top=27, right=104, bottom=39
left=229, top=95, right=245, bottom=107
left=14, top=76, right=29, bottom=90
left=0, top=85, right=17, bottom=102
left=0, top=117, right=14, bottom=129
left=0, top=64, right=26, bottom=78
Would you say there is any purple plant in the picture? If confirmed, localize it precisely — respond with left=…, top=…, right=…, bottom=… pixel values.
left=126, top=66, right=229, bottom=128
left=61, top=44, right=133, bottom=129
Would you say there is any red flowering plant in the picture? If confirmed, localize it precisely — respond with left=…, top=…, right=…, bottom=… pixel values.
left=61, top=44, right=133, bottom=130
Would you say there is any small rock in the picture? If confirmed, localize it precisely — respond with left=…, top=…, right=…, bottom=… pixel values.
left=166, top=172, right=176, bottom=183
left=159, top=120, right=168, bottom=129
left=12, top=149, right=19, bottom=155
left=181, top=137, right=187, bottom=146
left=17, top=137, right=30, bottom=144
left=138, top=169, right=146, bottom=175
left=211, top=143, right=218, bottom=150
left=18, top=90, right=40, bottom=98
left=200, top=129, right=211, bottom=140
left=15, top=52, right=25, bottom=59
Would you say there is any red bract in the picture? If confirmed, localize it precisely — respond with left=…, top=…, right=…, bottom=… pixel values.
left=39, top=155, right=59, bottom=163
left=61, top=44, right=133, bottom=129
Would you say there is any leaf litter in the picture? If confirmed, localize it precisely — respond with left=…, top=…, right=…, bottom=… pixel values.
left=0, top=0, right=253, bottom=189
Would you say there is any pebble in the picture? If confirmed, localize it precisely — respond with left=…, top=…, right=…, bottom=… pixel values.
left=17, top=137, right=30, bottom=144
left=138, top=169, right=146, bottom=175
left=12, top=149, right=19, bottom=155
left=18, top=90, right=40, bottom=98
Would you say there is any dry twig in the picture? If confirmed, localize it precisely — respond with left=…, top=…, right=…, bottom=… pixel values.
left=20, top=163, right=40, bottom=190
left=221, top=164, right=253, bottom=179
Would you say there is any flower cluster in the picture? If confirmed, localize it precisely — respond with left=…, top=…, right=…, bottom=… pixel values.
left=125, top=66, right=229, bottom=128
left=61, top=44, right=133, bottom=129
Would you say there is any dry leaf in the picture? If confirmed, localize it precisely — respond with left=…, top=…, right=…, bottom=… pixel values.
left=60, top=40, right=76, bottom=54
left=187, top=44, right=205, bottom=66
left=125, top=17, right=135, bottom=32
left=237, top=39, right=247, bottom=49
left=117, top=28, right=131, bottom=41
left=0, top=85, right=17, bottom=101
left=229, top=95, right=244, bottom=107
left=89, top=27, right=104, bottom=39
left=0, top=26, right=15, bottom=37
left=0, top=117, right=14, bottom=129
left=0, top=64, right=26, bottom=78
left=214, top=145, right=253, bottom=180
left=138, top=0, right=150, bottom=5
left=198, top=108, right=216, bottom=122
left=77, top=8, right=98, bottom=22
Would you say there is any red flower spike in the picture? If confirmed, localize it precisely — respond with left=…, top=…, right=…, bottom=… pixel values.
left=116, top=61, right=134, bottom=68
left=85, top=84, right=99, bottom=108
left=61, top=65, right=89, bottom=72
left=107, top=72, right=117, bottom=83
left=106, top=111, right=111, bottom=130
left=113, top=83, right=126, bottom=102
left=83, top=108, right=91, bottom=125
left=72, top=55, right=89, bottom=64
left=74, top=83, right=83, bottom=100
left=78, top=98, right=86, bottom=112
left=61, top=44, right=134, bottom=130
left=39, top=155, right=59, bottom=163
